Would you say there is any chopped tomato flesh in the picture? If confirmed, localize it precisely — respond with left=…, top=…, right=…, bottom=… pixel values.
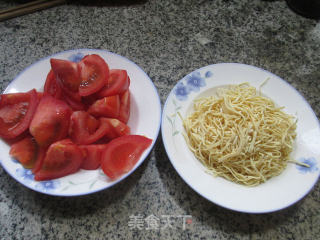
left=44, top=69, right=62, bottom=99
left=88, top=95, right=120, bottom=118
left=78, top=54, right=109, bottom=96
left=29, top=95, right=72, bottom=147
left=101, top=135, right=152, bottom=179
left=118, top=90, right=130, bottom=124
left=79, top=144, right=107, bottom=170
left=0, top=89, right=38, bottom=139
left=96, top=69, right=129, bottom=98
left=50, top=58, right=81, bottom=93
left=34, top=139, right=83, bottom=181
left=69, top=111, right=112, bottom=145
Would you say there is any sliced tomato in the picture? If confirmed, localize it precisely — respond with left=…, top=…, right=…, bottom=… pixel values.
left=62, top=88, right=82, bottom=102
left=29, top=95, right=72, bottom=147
left=88, top=95, right=120, bottom=118
left=69, top=111, right=99, bottom=137
left=118, top=90, right=130, bottom=124
left=9, top=135, right=45, bottom=168
left=78, top=54, right=109, bottom=97
left=79, top=144, right=107, bottom=170
left=31, top=147, right=46, bottom=174
left=44, top=69, right=62, bottom=99
left=50, top=58, right=81, bottom=101
left=34, top=139, right=83, bottom=181
left=81, top=94, right=98, bottom=109
left=63, top=94, right=85, bottom=111
left=101, top=135, right=152, bottom=179
left=0, top=89, right=38, bottom=139
left=69, top=111, right=111, bottom=145
left=37, top=91, right=44, bottom=102
left=102, top=118, right=130, bottom=140
left=96, top=69, right=129, bottom=98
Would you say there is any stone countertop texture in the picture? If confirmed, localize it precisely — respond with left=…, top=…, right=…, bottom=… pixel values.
left=0, top=0, right=319, bottom=239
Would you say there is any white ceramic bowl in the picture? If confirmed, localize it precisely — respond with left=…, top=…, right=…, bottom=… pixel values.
left=0, top=49, right=161, bottom=196
left=162, top=63, right=320, bottom=213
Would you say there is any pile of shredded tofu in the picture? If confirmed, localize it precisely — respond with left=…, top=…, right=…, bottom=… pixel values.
left=182, top=83, right=297, bottom=186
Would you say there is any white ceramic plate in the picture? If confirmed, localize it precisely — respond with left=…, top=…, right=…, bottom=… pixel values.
left=162, top=63, right=320, bottom=213
left=0, top=49, right=161, bottom=196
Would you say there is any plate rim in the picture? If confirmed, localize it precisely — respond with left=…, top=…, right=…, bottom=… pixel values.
left=161, top=62, right=320, bottom=213
left=0, top=48, right=162, bottom=197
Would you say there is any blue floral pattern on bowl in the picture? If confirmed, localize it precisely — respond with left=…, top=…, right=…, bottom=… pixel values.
left=173, top=70, right=212, bottom=101
left=186, top=71, right=206, bottom=92
left=205, top=71, right=213, bottom=78
left=35, top=180, right=60, bottom=192
left=296, top=157, right=319, bottom=174
left=68, top=52, right=85, bottom=62
left=15, top=167, right=60, bottom=192
left=16, top=168, right=34, bottom=184
left=174, top=82, right=190, bottom=101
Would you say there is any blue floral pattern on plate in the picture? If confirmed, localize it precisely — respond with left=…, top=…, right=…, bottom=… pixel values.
left=296, top=157, right=319, bottom=174
left=185, top=72, right=206, bottom=92
left=35, top=180, right=60, bottom=192
left=174, top=82, right=190, bottom=101
left=174, top=70, right=212, bottom=101
left=15, top=167, right=60, bottom=192
left=16, top=168, right=34, bottom=184
left=68, top=52, right=85, bottom=62
left=205, top=71, right=213, bottom=78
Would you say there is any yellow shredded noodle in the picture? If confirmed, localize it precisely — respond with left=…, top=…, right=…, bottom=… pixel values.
left=182, top=83, right=297, bottom=186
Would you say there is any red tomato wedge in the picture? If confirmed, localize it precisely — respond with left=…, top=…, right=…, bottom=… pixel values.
left=9, top=135, right=45, bottom=169
left=101, top=135, right=152, bottom=179
left=34, top=139, right=83, bottom=181
left=78, top=54, right=109, bottom=97
left=118, top=90, right=130, bottom=124
left=96, top=69, right=130, bottom=98
left=50, top=58, right=81, bottom=94
left=29, top=95, right=72, bottom=147
left=102, top=118, right=130, bottom=140
left=0, top=89, right=38, bottom=139
left=63, top=94, right=86, bottom=111
left=37, top=92, right=44, bottom=102
left=79, top=144, right=107, bottom=170
left=44, top=69, right=62, bottom=99
left=88, top=95, right=120, bottom=118
left=69, top=111, right=111, bottom=145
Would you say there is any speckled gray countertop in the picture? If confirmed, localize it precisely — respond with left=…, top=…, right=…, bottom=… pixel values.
left=0, top=0, right=319, bottom=239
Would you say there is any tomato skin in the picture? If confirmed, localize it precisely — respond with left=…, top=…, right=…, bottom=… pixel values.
left=44, top=69, right=62, bottom=99
left=79, top=144, right=107, bottom=170
left=0, top=89, right=38, bottom=139
left=88, top=95, right=120, bottom=118
left=63, top=94, right=86, bottom=111
left=31, top=146, right=46, bottom=174
left=9, top=135, right=38, bottom=168
left=118, top=90, right=130, bottom=124
left=101, top=135, right=152, bottom=179
left=69, top=111, right=112, bottom=145
left=34, top=139, right=83, bottom=181
left=29, top=95, right=72, bottom=147
left=78, top=54, right=109, bottom=97
left=96, top=69, right=130, bottom=98
left=69, top=111, right=98, bottom=143
left=102, top=118, right=130, bottom=140
left=37, top=92, right=44, bottom=101
left=9, top=134, right=47, bottom=173
left=50, top=58, right=81, bottom=93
